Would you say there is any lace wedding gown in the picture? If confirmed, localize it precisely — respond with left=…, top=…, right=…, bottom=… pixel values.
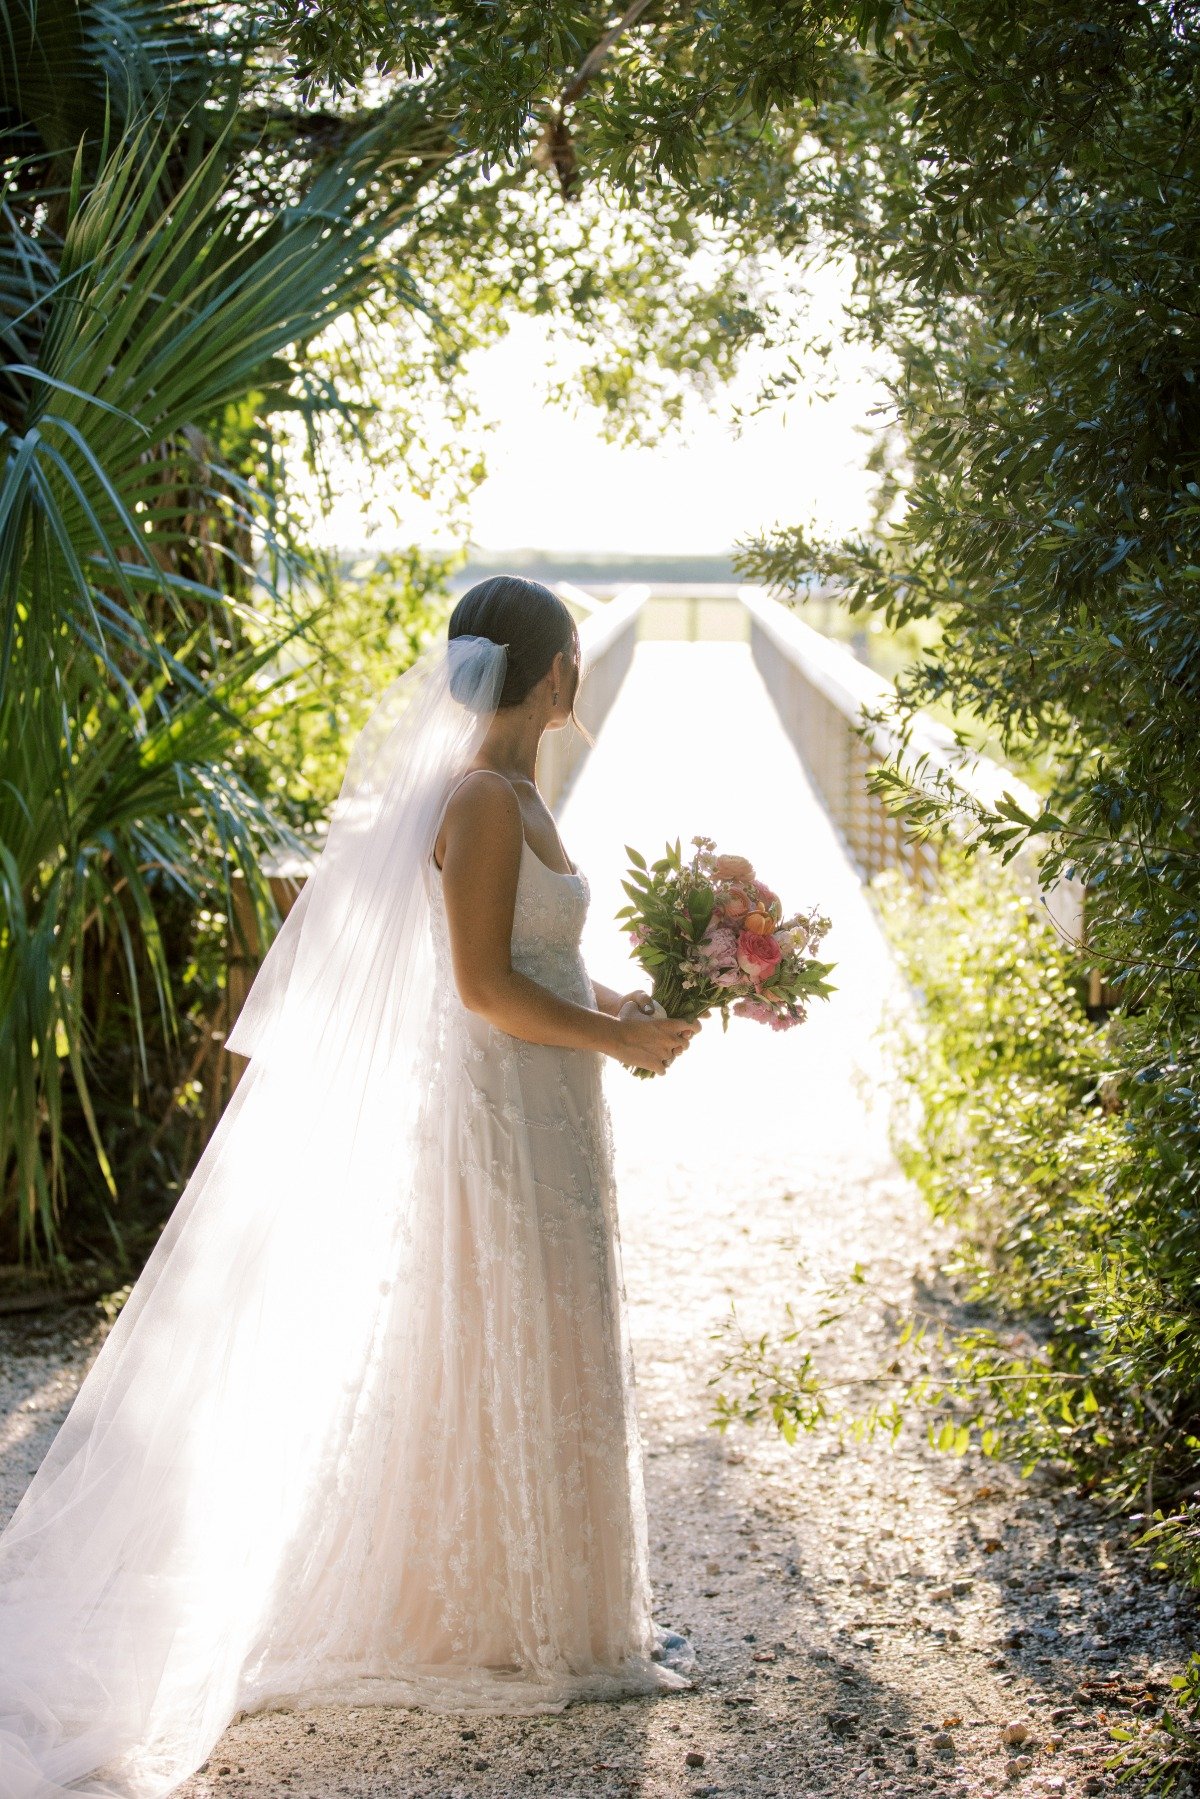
left=0, top=784, right=687, bottom=1799
left=233, top=813, right=689, bottom=1715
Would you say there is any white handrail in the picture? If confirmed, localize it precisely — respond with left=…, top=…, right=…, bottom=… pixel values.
left=580, top=582, right=649, bottom=667
left=738, top=585, right=1046, bottom=820
left=554, top=580, right=605, bottom=616
left=536, top=584, right=649, bottom=810
left=739, top=584, right=1083, bottom=940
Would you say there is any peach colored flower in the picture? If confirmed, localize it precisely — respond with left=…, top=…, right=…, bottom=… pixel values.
left=713, top=853, right=755, bottom=883
left=736, top=928, right=783, bottom=985
left=743, top=909, right=774, bottom=936
left=718, top=883, right=753, bottom=921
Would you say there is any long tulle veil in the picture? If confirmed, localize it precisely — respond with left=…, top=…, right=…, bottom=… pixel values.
left=0, top=632, right=508, bottom=1798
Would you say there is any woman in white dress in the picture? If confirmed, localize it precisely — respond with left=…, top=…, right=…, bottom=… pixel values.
left=0, top=577, right=699, bottom=1798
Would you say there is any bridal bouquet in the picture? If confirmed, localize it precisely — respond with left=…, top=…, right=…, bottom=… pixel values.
left=616, top=835, right=835, bottom=1076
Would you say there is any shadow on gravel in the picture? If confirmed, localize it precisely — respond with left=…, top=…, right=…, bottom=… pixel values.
left=641, top=1415, right=969, bottom=1797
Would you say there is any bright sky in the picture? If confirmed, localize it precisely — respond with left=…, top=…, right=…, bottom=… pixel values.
left=317, top=256, right=891, bottom=559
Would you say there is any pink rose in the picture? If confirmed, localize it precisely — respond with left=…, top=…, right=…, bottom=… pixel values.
left=713, top=854, right=755, bottom=883
left=736, top=928, right=783, bottom=985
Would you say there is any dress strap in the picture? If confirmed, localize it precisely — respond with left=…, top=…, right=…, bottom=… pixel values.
left=431, top=768, right=516, bottom=868
left=431, top=769, right=574, bottom=877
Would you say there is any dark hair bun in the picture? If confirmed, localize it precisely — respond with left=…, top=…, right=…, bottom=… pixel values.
left=448, top=576, right=578, bottom=709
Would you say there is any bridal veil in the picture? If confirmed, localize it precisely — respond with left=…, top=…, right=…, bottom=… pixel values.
left=0, top=633, right=511, bottom=1797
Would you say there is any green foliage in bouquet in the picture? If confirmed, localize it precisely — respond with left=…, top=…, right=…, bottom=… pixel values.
left=617, top=838, right=717, bottom=1025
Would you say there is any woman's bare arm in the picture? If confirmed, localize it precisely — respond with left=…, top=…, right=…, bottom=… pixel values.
left=437, top=771, right=697, bottom=1074
left=590, top=978, right=627, bottom=1017
left=590, top=977, right=659, bottom=1018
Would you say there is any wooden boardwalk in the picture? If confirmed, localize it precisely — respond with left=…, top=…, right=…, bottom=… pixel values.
left=564, top=637, right=902, bottom=1238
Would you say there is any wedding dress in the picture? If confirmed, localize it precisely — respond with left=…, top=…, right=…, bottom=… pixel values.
left=0, top=635, right=689, bottom=1799
left=231, top=791, right=689, bottom=1716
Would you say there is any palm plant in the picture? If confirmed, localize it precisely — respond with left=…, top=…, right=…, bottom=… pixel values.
left=0, top=58, right=457, bottom=1259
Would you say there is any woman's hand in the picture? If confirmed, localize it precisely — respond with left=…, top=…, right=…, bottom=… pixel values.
left=614, top=1006, right=700, bottom=1076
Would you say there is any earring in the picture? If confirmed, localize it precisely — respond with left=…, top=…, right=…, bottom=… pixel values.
left=552, top=688, right=559, bottom=705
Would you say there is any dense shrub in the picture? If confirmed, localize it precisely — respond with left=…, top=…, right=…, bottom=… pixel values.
left=875, top=851, right=1200, bottom=1783
left=716, top=849, right=1200, bottom=1521
left=875, top=850, right=1200, bottom=1522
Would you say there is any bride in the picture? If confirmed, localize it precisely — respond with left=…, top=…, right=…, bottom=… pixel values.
left=0, top=576, right=700, bottom=1798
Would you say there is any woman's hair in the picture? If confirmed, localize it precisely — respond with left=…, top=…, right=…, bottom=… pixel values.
left=448, top=576, right=585, bottom=727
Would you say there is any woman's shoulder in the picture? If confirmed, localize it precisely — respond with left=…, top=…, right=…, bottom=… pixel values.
left=442, top=767, right=524, bottom=843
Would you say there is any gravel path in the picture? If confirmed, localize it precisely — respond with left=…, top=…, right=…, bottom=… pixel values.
left=1, top=643, right=1191, bottom=1798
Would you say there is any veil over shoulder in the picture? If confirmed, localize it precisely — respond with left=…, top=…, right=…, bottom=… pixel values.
left=0, top=634, right=513, bottom=1797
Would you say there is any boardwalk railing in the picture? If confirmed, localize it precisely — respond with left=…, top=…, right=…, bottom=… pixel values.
left=537, top=583, right=647, bottom=809
left=739, top=584, right=1085, bottom=945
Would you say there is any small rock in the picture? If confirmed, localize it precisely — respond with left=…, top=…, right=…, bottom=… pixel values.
left=952, top=1578, right=974, bottom=1596
left=472, top=1758, right=489, bottom=1771
left=929, top=1583, right=954, bottom=1600
left=1001, top=1720, right=1031, bottom=1745
left=705, top=1559, right=721, bottom=1575
left=932, top=1732, right=956, bottom=1756
left=685, top=1750, right=706, bottom=1767
left=1082, top=1778, right=1105, bottom=1795
left=1044, top=1779, right=1066, bottom=1794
